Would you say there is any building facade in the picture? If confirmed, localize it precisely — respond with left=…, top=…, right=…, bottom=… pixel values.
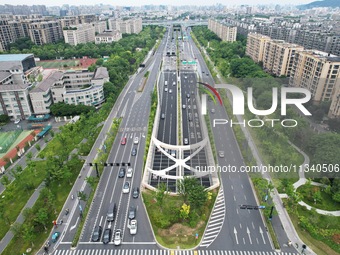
left=245, top=33, right=271, bottom=63
left=63, top=23, right=95, bottom=46
left=95, top=30, right=122, bottom=44
left=29, top=20, right=63, bottom=45
left=108, top=18, right=142, bottom=34
left=208, top=19, right=237, bottom=42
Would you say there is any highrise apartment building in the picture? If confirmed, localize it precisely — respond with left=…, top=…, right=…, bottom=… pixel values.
left=246, top=33, right=271, bottom=63
left=63, top=23, right=95, bottom=46
left=29, top=20, right=63, bottom=45
left=108, top=18, right=142, bottom=34
left=263, top=40, right=304, bottom=77
left=208, top=19, right=237, bottom=42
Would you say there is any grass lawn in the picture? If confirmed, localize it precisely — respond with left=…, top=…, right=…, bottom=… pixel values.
left=285, top=200, right=340, bottom=255
left=143, top=189, right=217, bottom=249
left=37, top=60, right=79, bottom=69
left=297, top=184, right=340, bottom=211
left=0, top=160, right=47, bottom=240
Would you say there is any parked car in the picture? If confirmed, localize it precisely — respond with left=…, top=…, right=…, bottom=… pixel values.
left=114, top=229, right=122, bottom=246
left=14, top=119, right=20, bottom=124
left=102, top=228, right=111, bottom=244
left=132, top=187, right=140, bottom=198
left=130, top=220, right=137, bottom=235
left=91, top=226, right=102, bottom=242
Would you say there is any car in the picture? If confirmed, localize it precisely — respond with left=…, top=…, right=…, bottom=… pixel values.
left=169, top=89, right=172, bottom=93
left=52, top=231, right=60, bottom=243
left=123, top=181, right=130, bottom=193
left=184, top=138, right=189, bottom=145
left=130, top=220, right=137, bottom=235
left=171, top=150, right=176, bottom=157
left=102, top=228, right=112, bottom=244
left=182, top=104, right=186, bottom=109
left=211, top=109, right=215, bottom=114
left=118, top=168, right=125, bottom=178
left=132, top=187, right=140, bottom=198
left=161, top=113, right=165, bottom=119
left=127, top=168, right=133, bottom=178
left=186, top=93, right=190, bottom=98
left=114, top=229, right=122, bottom=246
left=184, top=76, right=187, bottom=79
left=131, top=148, right=137, bottom=156
left=121, top=137, right=126, bottom=145
left=218, top=151, right=225, bottom=158
left=14, top=119, right=20, bottom=124
left=202, top=70, right=205, bottom=73
left=173, top=81, right=176, bottom=86
left=164, top=87, right=168, bottom=92
left=134, top=137, right=139, bottom=144
left=206, top=73, right=209, bottom=76
left=128, top=206, right=136, bottom=219
left=91, top=226, right=102, bottom=242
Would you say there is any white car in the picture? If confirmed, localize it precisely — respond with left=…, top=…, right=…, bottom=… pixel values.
left=123, top=182, right=130, bottom=194
left=14, top=119, right=20, bottom=124
left=165, top=88, right=168, bottom=92
left=130, top=220, right=137, bottom=235
left=134, top=137, right=139, bottom=144
left=127, top=168, right=133, bottom=178
left=218, top=151, right=225, bottom=158
left=114, top=229, right=122, bottom=246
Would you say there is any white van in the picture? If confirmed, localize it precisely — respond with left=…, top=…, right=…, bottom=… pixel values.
left=165, top=81, right=168, bottom=86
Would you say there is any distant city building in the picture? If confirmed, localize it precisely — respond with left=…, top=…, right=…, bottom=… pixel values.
left=108, top=18, right=142, bottom=34
left=63, top=23, right=95, bottom=46
left=95, top=30, right=122, bottom=44
left=94, top=21, right=107, bottom=34
left=0, top=54, right=37, bottom=120
left=29, top=20, right=63, bottom=45
left=208, top=19, right=237, bottom=42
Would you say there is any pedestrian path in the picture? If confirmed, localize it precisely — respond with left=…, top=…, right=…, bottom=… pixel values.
left=53, top=249, right=298, bottom=255
left=200, top=186, right=225, bottom=247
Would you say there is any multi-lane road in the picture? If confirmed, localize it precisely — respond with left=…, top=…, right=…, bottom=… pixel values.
left=50, top=25, right=298, bottom=255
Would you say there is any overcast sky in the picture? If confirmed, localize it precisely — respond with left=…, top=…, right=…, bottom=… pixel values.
left=6, top=0, right=313, bottom=7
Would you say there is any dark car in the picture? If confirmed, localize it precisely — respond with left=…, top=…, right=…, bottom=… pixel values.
left=102, top=228, right=112, bottom=244
left=118, top=168, right=125, bottom=178
left=132, top=187, right=140, bottom=198
left=91, top=226, right=102, bottom=242
left=128, top=206, right=136, bottom=219
left=131, top=148, right=137, bottom=156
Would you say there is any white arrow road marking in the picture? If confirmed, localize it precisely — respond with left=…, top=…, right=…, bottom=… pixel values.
left=259, top=226, right=266, bottom=244
left=247, top=227, right=252, bottom=244
left=234, top=227, right=239, bottom=245
left=70, top=217, right=79, bottom=231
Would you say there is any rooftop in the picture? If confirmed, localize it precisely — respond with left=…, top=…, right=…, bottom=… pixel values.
left=31, top=71, right=63, bottom=93
left=0, top=54, right=34, bottom=62
left=93, top=67, right=109, bottom=80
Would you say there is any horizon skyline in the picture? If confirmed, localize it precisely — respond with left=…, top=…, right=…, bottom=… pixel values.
left=2, top=0, right=314, bottom=7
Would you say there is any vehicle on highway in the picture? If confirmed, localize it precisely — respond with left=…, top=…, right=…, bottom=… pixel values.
left=102, top=228, right=111, bottom=244
left=118, top=168, right=125, bottom=178
left=129, top=206, right=136, bottom=219
left=184, top=76, right=187, bottom=79
left=161, top=113, right=165, bottom=119
left=186, top=93, right=190, bottom=98
left=114, top=229, right=122, bottom=246
left=123, top=181, right=130, bottom=193
left=169, top=89, right=172, bottom=93
left=211, top=109, right=215, bottom=114
left=131, top=148, right=137, bottom=156
left=182, top=104, right=186, bottom=109
left=127, top=168, right=133, bottom=178
left=218, top=151, right=225, bottom=158
left=188, top=113, right=193, bottom=121
left=107, top=202, right=116, bottom=221
left=121, top=137, right=126, bottom=145
left=165, top=81, right=168, bottom=86
left=134, top=137, right=139, bottom=144
left=130, top=220, right=137, bottom=235
left=206, top=73, right=209, bottom=76
left=91, top=226, right=102, bottom=242
left=173, top=81, right=176, bottom=86
left=52, top=232, right=60, bottom=243
left=132, top=187, right=140, bottom=198
left=171, top=150, right=176, bottom=157
left=184, top=138, right=189, bottom=145
left=165, top=87, right=168, bottom=92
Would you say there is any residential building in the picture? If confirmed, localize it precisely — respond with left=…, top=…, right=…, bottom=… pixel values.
left=95, top=30, right=122, bottom=44
left=208, top=19, right=237, bottom=42
left=29, top=20, right=63, bottom=45
left=63, top=23, right=95, bottom=46
left=263, top=40, right=304, bottom=77
left=246, top=33, right=271, bottom=63
left=0, top=54, right=36, bottom=120
left=94, top=21, right=107, bottom=34
left=289, top=50, right=340, bottom=117
left=108, top=18, right=143, bottom=34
